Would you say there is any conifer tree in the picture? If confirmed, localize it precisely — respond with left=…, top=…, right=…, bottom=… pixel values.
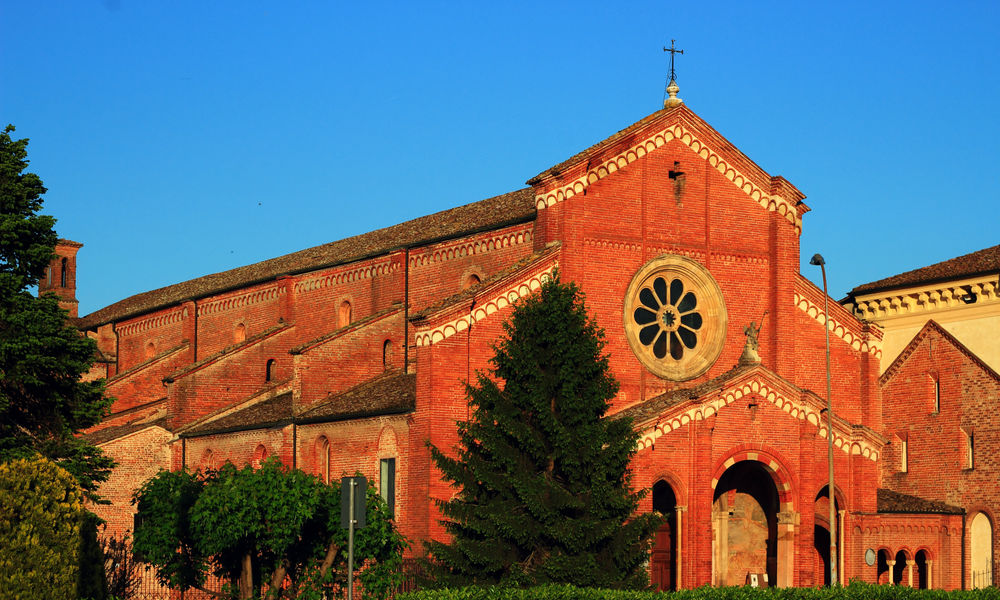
left=427, top=276, right=660, bottom=588
left=0, top=125, right=114, bottom=500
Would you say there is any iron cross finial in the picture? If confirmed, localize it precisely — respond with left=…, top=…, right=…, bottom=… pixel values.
left=663, top=39, right=684, bottom=82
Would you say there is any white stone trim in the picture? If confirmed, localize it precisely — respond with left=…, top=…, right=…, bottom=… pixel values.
left=414, top=266, right=556, bottom=347
left=635, top=376, right=880, bottom=462
left=534, top=123, right=802, bottom=233
left=795, top=292, right=881, bottom=358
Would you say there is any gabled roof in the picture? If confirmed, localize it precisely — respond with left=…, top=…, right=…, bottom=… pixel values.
left=849, top=244, right=1000, bottom=297
left=77, top=188, right=536, bottom=329
left=83, top=399, right=169, bottom=445
left=612, top=363, right=755, bottom=425
left=876, top=489, right=963, bottom=515
left=880, top=320, right=1000, bottom=386
left=182, top=392, right=294, bottom=437
left=297, top=370, right=415, bottom=424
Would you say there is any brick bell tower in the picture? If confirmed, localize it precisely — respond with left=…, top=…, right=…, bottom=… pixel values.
left=38, top=239, right=83, bottom=318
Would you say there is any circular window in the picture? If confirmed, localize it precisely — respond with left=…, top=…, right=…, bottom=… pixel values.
left=623, top=254, right=727, bottom=381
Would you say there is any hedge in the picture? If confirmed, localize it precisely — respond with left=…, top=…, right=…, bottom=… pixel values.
left=399, top=582, right=998, bottom=600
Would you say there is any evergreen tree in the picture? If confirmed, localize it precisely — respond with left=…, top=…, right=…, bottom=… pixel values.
left=0, top=125, right=114, bottom=500
left=427, top=276, right=661, bottom=589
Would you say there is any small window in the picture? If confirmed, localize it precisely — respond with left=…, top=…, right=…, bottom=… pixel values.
left=934, top=378, right=941, bottom=413
left=967, top=431, right=975, bottom=470
left=464, top=273, right=481, bottom=290
left=252, top=444, right=268, bottom=468
left=145, top=341, right=156, bottom=360
left=383, top=340, right=393, bottom=369
left=234, top=323, right=246, bottom=344
left=380, top=458, right=396, bottom=516
left=265, top=359, right=276, bottom=382
left=900, top=438, right=908, bottom=473
left=338, top=300, right=352, bottom=328
left=318, top=437, right=331, bottom=484
left=47, top=266, right=52, bottom=287
left=60, top=257, right=67, bottom=288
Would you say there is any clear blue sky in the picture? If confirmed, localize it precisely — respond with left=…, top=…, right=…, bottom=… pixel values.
left=2, top=1, right=997, bottom=316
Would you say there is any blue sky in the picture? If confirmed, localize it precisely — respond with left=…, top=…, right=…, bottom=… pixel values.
left=2, top=1, right=997, bottom=316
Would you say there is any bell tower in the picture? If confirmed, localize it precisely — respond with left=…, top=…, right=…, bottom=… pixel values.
left=38, top=239, right=83, bottom=318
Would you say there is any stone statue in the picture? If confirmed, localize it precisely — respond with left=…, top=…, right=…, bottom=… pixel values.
left=740, top=311, right=768, bottom=364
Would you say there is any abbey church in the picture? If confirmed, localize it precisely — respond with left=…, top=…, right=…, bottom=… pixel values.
left=47, top=84, right=999, bottom=590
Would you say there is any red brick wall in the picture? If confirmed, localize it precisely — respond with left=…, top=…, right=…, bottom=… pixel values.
left=881, top=325, right=1000, bottom=587
left=92, top=427, right=173, bottom=536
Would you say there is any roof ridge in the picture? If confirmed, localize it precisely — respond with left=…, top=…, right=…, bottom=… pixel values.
left=78, top=188, right=536, bottom=329
left=850, top=244, right=1000, bottom=297
left=880, top=319, right=1000, bottom=386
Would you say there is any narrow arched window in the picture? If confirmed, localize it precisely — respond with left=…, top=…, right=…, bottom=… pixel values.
left=265, top=359, right=276, bottom=382
left=234, top=323, right=246, bottom=344
left=383, top=339, right=393, bottom=369
left=318, top=437, right=331, bottom=484
left=60, top=257, right=67, bottom=288
left=464, top=273, right=481, bottom=290
left=338, top=300, right=352, bottom=328
left=251, top=444, right=268, bottom=468
left=145, top=341, right=156, bottom=360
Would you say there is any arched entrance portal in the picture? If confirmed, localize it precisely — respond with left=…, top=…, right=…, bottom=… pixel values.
left=651, top=480, right=678, bottom=591
left=813, top=486, right=841, bottom=586
left=712, top=461, right=779, bottom=587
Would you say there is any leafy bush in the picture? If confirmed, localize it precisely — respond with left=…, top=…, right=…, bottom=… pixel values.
left=0, top=455, right=86, bottom=600
left=399, top=582, right=999, bottom=600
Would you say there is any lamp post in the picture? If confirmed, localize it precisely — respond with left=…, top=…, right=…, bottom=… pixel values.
left=810, top=253, right=837, bottom=586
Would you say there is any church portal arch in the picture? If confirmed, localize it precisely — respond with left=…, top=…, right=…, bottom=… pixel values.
left=651, top=479, right=679, bottom=591
left=711, top=459, right=788, bottom=587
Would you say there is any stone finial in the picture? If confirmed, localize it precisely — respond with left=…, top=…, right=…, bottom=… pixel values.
left=664, top=80, right=683, bottom=108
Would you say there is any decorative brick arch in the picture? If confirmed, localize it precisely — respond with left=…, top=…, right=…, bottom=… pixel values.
left=710, top=446, right=794, bottom=512
left=649, top=470, right=687, bottom=508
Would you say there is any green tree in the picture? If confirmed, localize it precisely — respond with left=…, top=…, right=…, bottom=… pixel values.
left=0, top=124, right=114, bottom=500
left=133, top=458, right=407, bottom=600
left=426, top=276, right=661, bottom=589
left=0, top=455, right=85, bottom=600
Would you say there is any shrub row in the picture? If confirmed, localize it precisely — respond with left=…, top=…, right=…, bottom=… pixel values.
left=400, top=583, right=998, bottom=600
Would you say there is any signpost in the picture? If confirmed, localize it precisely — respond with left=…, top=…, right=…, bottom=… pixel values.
left=341, top=477, right=367, bottom=600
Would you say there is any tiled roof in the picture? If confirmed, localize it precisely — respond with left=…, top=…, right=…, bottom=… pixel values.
left=85, top=416, right=169, bottom=445
left=612, top=363, right=755, bottom=425
left=409, top=242, right=561, bottom=321
left=183, top=392, right=294, bottom=437
left=877, top=489, right=963, bottom=515
left=78, top=188, right=537, bottom=329
left=83, top=399, right=169, bottom=445
left=297, top=370, right=415, bottom=423
left=850, top=245, right=1000, bottom=296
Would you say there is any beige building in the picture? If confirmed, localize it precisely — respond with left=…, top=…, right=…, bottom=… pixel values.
left=844, top=245, right=1000, bottom=373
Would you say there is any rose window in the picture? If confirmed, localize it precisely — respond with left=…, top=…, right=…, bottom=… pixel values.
left=623, top=254, right=727, bottom=381
left=633, top=277, right=703, bottom=360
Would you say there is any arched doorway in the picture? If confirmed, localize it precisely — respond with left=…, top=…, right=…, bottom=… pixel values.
left=970, top=512, right=993, bottom=588
left=877, top=549, right=891, bottom=584
left=651, top=480, right=678, bottom=591
left=813, top=486, right=841, bottom=586
left=712, top=461, right=779, bottom=587
left=915, top=549, right=929, bottom=589
left=892, top=550, right=908, bottom=585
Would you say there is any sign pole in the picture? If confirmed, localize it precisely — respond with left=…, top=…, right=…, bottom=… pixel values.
left=348, top=478, right=355, bottom=600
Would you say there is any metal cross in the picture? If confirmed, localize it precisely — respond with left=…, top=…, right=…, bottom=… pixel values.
left=663, top=39, right=684, bottom=82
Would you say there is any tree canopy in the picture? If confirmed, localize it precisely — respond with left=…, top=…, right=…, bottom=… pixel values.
left=133, top=458, right=407, bottom=600
left=0, top=124, right=113, bottom=500
left=427, top=276, right=661, bottom=589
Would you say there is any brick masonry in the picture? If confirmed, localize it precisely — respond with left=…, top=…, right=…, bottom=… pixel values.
left=76, top=105, right=992, bottom=590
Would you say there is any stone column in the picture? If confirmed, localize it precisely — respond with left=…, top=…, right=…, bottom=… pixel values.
left=906, top=559, right=915, bottom=587
left=838, top=509, right=847, bottom=584
left=887, top=560, right=896, bottom=585
left=777, top=511, right=799, bottom=587
left=927, top=559, right=933, bottom=589
left=676, top=506, right=686, bottom=589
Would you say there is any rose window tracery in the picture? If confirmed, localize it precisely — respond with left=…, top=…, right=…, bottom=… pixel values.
left=623, top=255, right=727, bottom=381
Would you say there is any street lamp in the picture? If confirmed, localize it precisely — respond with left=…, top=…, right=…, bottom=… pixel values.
left=810, top=253, right=838, bottom=586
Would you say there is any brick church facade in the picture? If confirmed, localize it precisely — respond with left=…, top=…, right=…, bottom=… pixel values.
left=51, top=98, right=998, bottom=590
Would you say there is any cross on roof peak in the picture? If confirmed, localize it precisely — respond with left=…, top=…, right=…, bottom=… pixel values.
left=663, top=40, right=684, bottom=109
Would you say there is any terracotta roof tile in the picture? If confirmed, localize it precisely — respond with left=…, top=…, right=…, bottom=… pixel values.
left=850, top=245, right=1000, bottom=296
left=297, top=370, right=415, bottom=423
left=85, top=416, right=169, bottom=445
left=182, top=392, right=294, bottom=437
left=877, top=489, right=963, bottom=514
left=78, top=188, right=536, bottom=329
left=611, top=363, right=755, bottom=425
